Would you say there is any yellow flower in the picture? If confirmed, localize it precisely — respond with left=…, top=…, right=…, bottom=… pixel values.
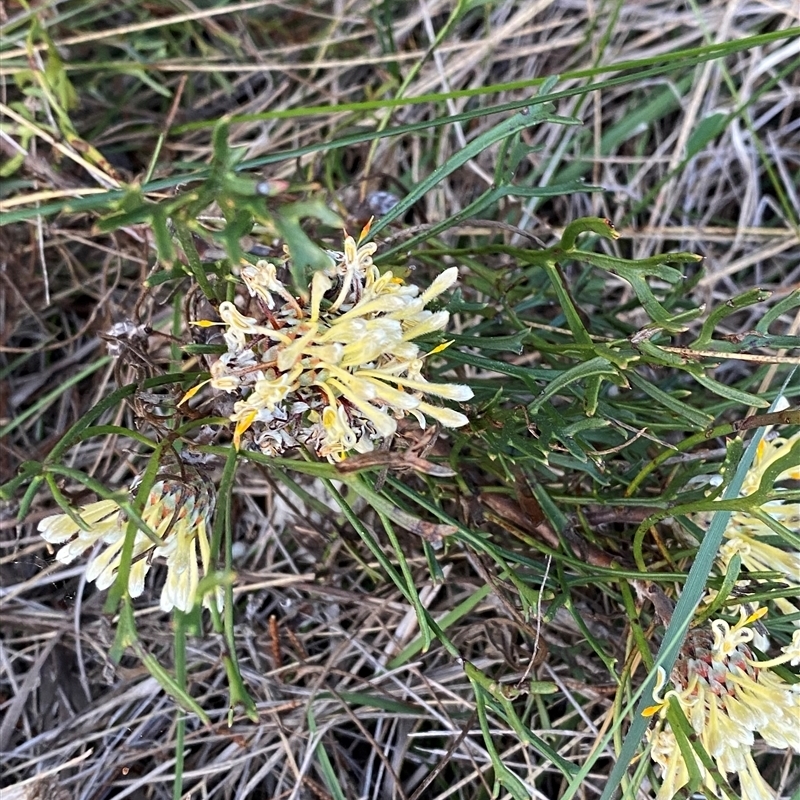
left=241, top=261, right=285, bottom=308
left=740, top=431, right=800, bottom=496
left=320, top=403, right=360, bottom=457
left=328, top=220, right=378, bottom=312
left=701, top=429, right=800, bottom=612
left=780, top=628, right=800, bottom=666
left=728, top=430, right=800, bottom=535
left=151, top=484, right=214, bottom=613
left=646, top=608, right=800, bottom=799
left=39, top=498, right=123, bottom=565
left=190, top=231, right=473, bottom=459
left=648, top=726, right=777, bottom=800
left=647, top=727, right=712, bottom=800
left=217, top=301, right=263, bottom=350
left=38, top=462, right=218, bottom=613
left=719, top=533, right=800, bottom=582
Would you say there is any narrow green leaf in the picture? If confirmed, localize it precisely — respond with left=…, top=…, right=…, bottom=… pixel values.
left=137, top=648, right=211, bottom=725
left=693, top=372, right=770, bottom=407
left=471, top=683, right=531, bottom=800
left=686, top=112, right=728, bottom=158
left=447, top=330, right=528, bottom=353
left=109, top=598, right=138, bottom=664
left=560, top=216, right=617, bottom=250
left=0, top=356, right=111, bottom=441
left=308, top=707, right=349, bottom=800
left=464, top=660, right=577, bottom=778
left=755, top=289, right=800, bottom=333
left=173, top=222, right=216, bottom=300
left=540, top=263, right=594, bottom=347
left=695, top=552, right=741, bottom=626
left=371, top=105, right=561, bottom=239
left=694, top=288, right=770, bottom=348
left=389, top=583, right=492, bottom=668
left=272, top=202, right=340, bottom=291
left=380, top=512, right=432, bottom=653
left=627, top=372, right=711, bottom=428
left=528, top=356, right=618, bottom=414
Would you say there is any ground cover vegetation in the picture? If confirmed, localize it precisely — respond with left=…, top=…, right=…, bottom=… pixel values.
left=1, top=1, right=799, bottom=799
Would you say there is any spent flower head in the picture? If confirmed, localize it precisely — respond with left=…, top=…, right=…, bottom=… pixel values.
left=38, top=457, right=218, bottom=614
left=187, top=225, right=473, bottom=460
left=645, top=607, right=800, bottom=800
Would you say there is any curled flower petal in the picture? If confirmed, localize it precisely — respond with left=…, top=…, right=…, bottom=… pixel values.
left=355, top=369, right=474, bottom=401
left=414, top=400, right=470, bottom=428
left=218, top=301, right=260, bottom=347
left=420, top=267, right=459, bottom=304
left=39, top=499, right=120, bottom=548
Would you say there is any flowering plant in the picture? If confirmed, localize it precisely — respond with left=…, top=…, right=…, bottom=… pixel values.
left=35, top=228, right=474, bottom=615
left=717, top=430, right=800, bottom=591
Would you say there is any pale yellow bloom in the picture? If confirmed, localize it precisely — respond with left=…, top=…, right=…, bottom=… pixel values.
left=419, top=266, right=460, bottom=303
left=240, top=260, right=293, bottom=309
left=781, top=628, right=800, bottom=666
left=729, top=430, right=800, bottom=537
left=705, top=429, right=800, bottom=618
left=355, top=369, right=472, bottom=401
left=328, top=225, right=378, bottom=312
left=251, top=366, right=304, bottom=412
left=320, top=403, right=360, bottom=457
left=413, top=400, right=470, bottom=428
left=38, top=464, right=217, bottom=613
left=209, top=359, right=242, bottom=392
left=648, top=726, right=777, bottom=800
left=719, top=534, right=800, bottom=582
left=218, top=301, right=261, bottom=348
left=648, top=727, right=711, bottom=800
left=646, top=608, right=800, bottom=799
left=190, top=230, right=473, bottom=460
left=740, top=431, right=800, bottom=496
left=152, top=486, right=213, bottom=613
left=39, top=498, right=123, bottom=564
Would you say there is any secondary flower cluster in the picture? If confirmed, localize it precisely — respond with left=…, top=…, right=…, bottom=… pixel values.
left=187, top=226, right=472, bottom=460
left=648, top=426, right=800, bottom=799
left=38, top=458, right=218, bottom=614
left=646, top=609, right=800, bottom=800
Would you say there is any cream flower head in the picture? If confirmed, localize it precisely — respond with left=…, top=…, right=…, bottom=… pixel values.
left=645, top=608, right=800, bottom=799
left=187, top=226, right=473, bottom=460
left=38, top=458, right=218, bottom=614
left=696, top=427, right=800, bottom=616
